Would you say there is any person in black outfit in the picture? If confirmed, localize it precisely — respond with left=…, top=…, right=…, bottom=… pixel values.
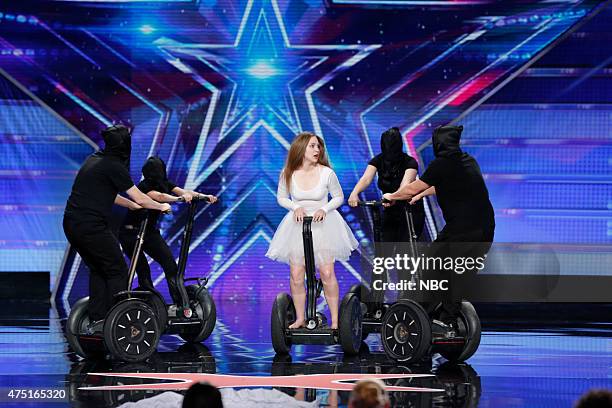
left=63, top=125, right=171, bottom=327
left=119, top=156, right=217, bottom=310
left=384, top=125, right=495, bottom=314
left=348, top=127, right=425, bottom=241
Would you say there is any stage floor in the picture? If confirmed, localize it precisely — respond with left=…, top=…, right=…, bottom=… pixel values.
left=0, top=301, right=610, bottom=407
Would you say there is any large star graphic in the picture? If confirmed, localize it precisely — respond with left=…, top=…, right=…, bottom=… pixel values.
left=153, top=0, right=380, bottom=189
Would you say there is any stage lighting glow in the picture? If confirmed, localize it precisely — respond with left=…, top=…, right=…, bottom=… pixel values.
left=246, top=60, right=279, bottom=79
left=139, top=25, right=155, bottom=34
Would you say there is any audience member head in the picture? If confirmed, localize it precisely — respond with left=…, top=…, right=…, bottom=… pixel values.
left=182, top=382, right=223, bottom=408
left=575, top=389, right=612, bottom=408
left=348, top=378, right=390, bottom=408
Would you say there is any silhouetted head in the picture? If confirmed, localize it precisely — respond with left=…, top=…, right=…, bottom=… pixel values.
left=380, top=127, right=403, bottom=163
left=575, top=389, right=612, bottom=408
left=142, top=156, right=168, bottom=190
left=432, top=125, right=463, bottom=158
left=102, top=124, right=132, bottom=164
left=182, top=382, right=223, bottom=408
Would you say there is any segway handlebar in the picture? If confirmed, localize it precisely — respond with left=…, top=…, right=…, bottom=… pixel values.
left=357, top=199, right=393, bottom=207
left=193, top=193, right=212, bottom=202
left=174, top=194, right=215, bottom=203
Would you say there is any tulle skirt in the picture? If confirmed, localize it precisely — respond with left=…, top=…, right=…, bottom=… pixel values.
left=266, top=209, right=358, bottom=267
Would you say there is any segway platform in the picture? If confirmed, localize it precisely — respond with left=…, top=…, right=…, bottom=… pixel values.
left=271, top=217, right=362, bottom=355
left=287, top=327, right=338, bottom=345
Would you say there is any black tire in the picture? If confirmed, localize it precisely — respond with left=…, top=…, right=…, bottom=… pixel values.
left=348, top=283, right=365, bottom=296
left=438, top=301, right=481, bottom=362
left=271, top=293, right=295, bottom=354
left=104, top=299, right=160, bottom=362
left=179, top=285, right=216, bottom=343
left=381, top=300, right=431, bottom=362
left=147, top=291, right=168, bottom=332
left=339, top=294, right=363, bottom=355
left=348, top=284, right=370, bottom=340
left=65, top=297, right=105, bottom=359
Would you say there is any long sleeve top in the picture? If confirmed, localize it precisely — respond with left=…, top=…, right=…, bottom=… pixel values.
left=277, top=166, right=344, bottom=214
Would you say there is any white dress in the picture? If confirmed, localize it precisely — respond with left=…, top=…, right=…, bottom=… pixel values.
left=266, top=165, right=358, bottom=267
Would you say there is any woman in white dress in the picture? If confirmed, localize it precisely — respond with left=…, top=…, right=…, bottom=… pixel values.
left=266, top=132, right=358, bottom=329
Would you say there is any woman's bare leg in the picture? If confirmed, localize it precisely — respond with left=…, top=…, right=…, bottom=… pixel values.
left=288, top=263, right=306, bottom=329
left=319, top=262, right=339, bottom=329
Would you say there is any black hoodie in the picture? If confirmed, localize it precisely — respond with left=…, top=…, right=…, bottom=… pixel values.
left=432, top=125, right=464, bottom=159
left=101, top=124, right=132, bottom=169
left=420, top=125, right=495, bottom=233
left=64, top=125, right=135, bottom=224
left=369, top=127, right=420, bottom=195
left=142, top=156, right=173, bottom=194
left=122, top=156, right=177, bottom=230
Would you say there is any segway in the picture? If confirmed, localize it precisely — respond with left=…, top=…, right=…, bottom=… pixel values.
left=271, top=216, right=362, bottom=355
left=355, top=200, right=482, bottom=363
left=155, top=194, right=216, bottom=344
left=349, top=200, right=391, bottom=339
left=66, top=215, right=162, bottom=362
left=66, top=195, right=216, bottom=361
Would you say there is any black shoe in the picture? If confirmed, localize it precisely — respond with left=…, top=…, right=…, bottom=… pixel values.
left=86, top=319, right=104, bottom=335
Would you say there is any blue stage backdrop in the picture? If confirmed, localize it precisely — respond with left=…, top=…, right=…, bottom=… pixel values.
left=0, top=0, right=610, bottom=307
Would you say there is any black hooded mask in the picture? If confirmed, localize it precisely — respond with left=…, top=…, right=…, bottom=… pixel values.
left=378, top=127, right=407, bottom=191
left=142, top=156, right=170, bottom=193
left=381, top=127, right=404, bottom=163
left=432, top=125, right=464, bottom=159
left=102, top=124, right=132, bottom=167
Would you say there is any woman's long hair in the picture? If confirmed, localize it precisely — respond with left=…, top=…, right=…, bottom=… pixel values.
left=283, top=131, right=330, bottom=193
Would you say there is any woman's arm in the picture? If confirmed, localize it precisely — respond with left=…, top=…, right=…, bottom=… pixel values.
left=320, top=170, right=344, bottom=213
left=114, top=195, right=142, bottom=210
left=277, top=172, right=299, bottom=211
left=348, top=165, right=377, bottom=206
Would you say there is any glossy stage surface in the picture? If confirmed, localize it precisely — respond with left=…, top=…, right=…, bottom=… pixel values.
left=0, top=301, right=610, bottom=408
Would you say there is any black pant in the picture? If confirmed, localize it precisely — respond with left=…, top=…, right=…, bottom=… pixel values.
left=63, top=216, right=128, bottom=321
left=382, top=204, right=425, bottom=242
left=370, top=204, right=425, bottom=305
left=425, top=225, right=495, bottom=315
left=119, top=227, right=185, bottom=306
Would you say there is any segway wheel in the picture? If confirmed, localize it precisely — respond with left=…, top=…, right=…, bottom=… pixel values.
left=438, top=301, right=481, bottom=362
left=381, top=300, right=431, bottom=362
left=271, top=293, right=295, bottom=354
left=348, top=283, right=364, bottom=296
left=339, top=294, right=363, bottom=355
left=104, top=299, right=160, bottom=362
left=147, top=290, right=168, bottom=332
left=179, top=285, right=217, bottom=343
left=349, top=283, right=369, bottom=340
left=65, top=297, right=104, bottom=359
